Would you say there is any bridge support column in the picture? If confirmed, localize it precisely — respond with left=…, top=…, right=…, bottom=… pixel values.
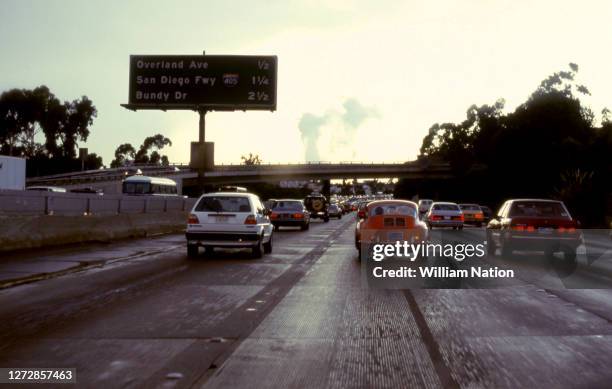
left=322, top=179, right=331, bottom=199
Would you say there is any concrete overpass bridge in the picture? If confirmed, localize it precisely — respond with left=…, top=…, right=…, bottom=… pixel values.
left=26, top=160, right=453, bottom=195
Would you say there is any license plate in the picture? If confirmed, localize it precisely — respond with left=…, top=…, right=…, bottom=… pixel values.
left=538, top=227, right=553, bottom=234
left=388, top=232, right=403, bottom=241
left=215, top=215, right=230, bottom=222
left=444, top=216, right=450, bottom=220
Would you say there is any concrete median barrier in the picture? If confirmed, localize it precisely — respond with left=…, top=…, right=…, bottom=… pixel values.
left=0, top=212, right=188, bottom=252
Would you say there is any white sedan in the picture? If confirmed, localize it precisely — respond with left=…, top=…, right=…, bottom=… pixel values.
left=185, top=191, right=273, bottom=258
left=425, top=202, right=464, bottom=230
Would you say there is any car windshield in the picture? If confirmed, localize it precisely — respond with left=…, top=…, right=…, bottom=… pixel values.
left=460, top=205, right=481, bottom=211
left=509, top=201, right=568, bottom=218
left=369, top=204, right=417, bottom=217
left=432, top=204, right=460, bottom=211
left=195, top=196, right=252, bottom=213
left=272, top=201, right=302, bottom=211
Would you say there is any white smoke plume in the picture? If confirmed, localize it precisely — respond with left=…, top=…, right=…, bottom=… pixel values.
left=298, top=98, right=378, bottom=162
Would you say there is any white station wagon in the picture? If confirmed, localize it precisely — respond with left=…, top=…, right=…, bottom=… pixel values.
left=186, top=192, right=273, bottom=258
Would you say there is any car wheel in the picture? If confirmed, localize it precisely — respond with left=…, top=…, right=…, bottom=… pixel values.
left=273, top=224, right=279, bottom=231
left=203, top=246, right=214, bottom=257
left=252, top=237, right=264, bottom=258
left=263, top=234, right=273, bottom=254
left=554, top=245, right=578, bottom=277
left=458, top=225, right=463, bottom=230
left=301, top=222, right=309, bottom=231
left=324, top=216, right=330, bottom=222
left=486, top=231, right=496, bottom=255
left=187, top=244, right=198, bottom=258
left=562, top=246, right=577, bottom=262
left=500, top=238, right=513, bottom=257
left=338, top=214, right=342, bottom=219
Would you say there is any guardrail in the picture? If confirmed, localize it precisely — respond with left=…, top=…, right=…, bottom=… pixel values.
left=0, top=190, right=197, bottom=216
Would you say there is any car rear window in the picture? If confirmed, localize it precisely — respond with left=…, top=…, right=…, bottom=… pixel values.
left=459, top=205, right=481, bottom=211
left=272, top=201, right=302, bottom=211
left=432, top=204, right=460, bottom=211
left=509, top=202, right=569, bottom=218
left=195, top=196, right=252, bottom=213
left=369, top=204, right=417, bottom=217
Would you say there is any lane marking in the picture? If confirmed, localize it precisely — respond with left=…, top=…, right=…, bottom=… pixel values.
left=403, top=290, right=460, bottom=389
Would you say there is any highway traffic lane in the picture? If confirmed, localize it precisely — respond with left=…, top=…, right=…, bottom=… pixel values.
left=203, top=227, right=612, bottom=388
left=0, top=217, right=353, bottom=388
left=431, top=227, right=612, bottom=289
left=2, top=219, right=612, bottom=388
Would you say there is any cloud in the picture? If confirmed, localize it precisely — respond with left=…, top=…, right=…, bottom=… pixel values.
left=298, top=98, right=378, bottom=162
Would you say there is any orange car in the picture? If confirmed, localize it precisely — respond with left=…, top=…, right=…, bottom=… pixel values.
left=355, top=200, right=428, bottom=258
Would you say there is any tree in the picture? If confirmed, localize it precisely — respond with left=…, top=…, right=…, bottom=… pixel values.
left=0, top=85, right=100, bottom=177
left=241, top=153, right=262, bottom=165
left=134, top=134, right=172, bottom=164
left=110, top=134, right=172, bottom=168
left=409, top=64, right=612, bottom=226
left=110, top=143, right=136, bottom=168
left=0, top=86, right=97, bottom=159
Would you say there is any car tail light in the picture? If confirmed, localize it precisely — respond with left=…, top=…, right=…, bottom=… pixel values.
left=270, top=212, right=279, bottom=220
left=558, top=227, right=576, bottom=233
left=511, top=223, right=533, bottom=231
left=293, top=213, right=304, bottom=219
left=244, top=215, right=257, bottom=225
left=475, top=213, right=484, bottom=219
left=187, top=214, right=199, bottom=224
left=430, top=215, right=442, bottom=221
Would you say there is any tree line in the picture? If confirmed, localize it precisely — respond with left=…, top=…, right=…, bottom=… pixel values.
left=0, top=85, right=173, bottom=176
left=396, top=64, right=612, bottom=227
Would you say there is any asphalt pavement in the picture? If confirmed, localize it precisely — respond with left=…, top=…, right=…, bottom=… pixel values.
left=1, top=217, right=612, bottom=388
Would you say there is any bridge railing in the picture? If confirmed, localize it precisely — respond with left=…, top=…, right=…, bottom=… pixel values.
left=25, top=160, right=451, bottom=186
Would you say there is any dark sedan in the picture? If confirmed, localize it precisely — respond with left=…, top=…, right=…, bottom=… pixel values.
left=486, top=199, right=581, bottom=261
left=270, top=199, right=311, bottom=231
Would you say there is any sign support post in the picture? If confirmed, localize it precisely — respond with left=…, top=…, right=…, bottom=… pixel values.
left=198, top=108, right=206, bottom=143
left=197, top=108, right=207, bottom=192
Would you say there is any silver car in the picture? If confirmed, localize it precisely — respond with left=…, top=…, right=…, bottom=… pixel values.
left=328, top=203, right=342, bottom=219
left=426, top=202, right=464, bottom=229
left=270, top=199, right=311, bottom=231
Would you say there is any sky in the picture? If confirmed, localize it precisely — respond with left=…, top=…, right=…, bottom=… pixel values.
left=1, top=0, right=611, bottom=166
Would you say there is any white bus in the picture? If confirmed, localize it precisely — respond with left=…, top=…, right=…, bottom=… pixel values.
left=122, top=175, right=178, bottom=196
